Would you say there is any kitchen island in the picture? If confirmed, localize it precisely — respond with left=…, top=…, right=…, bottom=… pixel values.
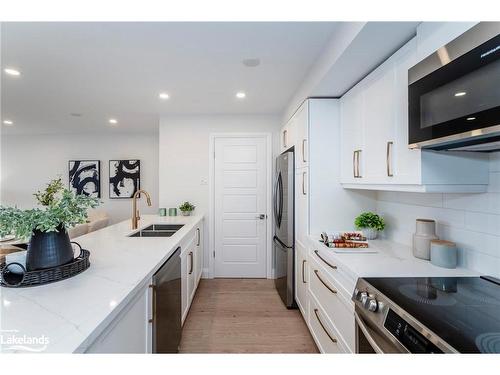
left=0, top=214, right=204, bottom=353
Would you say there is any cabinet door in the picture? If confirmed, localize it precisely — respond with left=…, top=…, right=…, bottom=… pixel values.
left=181, top=250, right=189, bottom=324
left=295, top=102, right=309, bottom=169
left=195, top=225, right=203, bottom=285
left=393, top=38, right=422, bottom=185
left=340, top=89, right=364, bottom=184
left=295, top=167, right=309, bottom=247
left=295, top=240, right=309, bottom=319
left=86, top=284, right=150, bottom=353
left=362, top=64, right=396, bottom=184
left=187, top=243, right=196, bottom=305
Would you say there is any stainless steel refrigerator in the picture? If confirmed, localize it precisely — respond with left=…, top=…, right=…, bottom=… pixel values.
left=273, top=150, right=295, bottom=308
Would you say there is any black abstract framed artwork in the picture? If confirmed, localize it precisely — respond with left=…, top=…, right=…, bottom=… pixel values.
left=109, top=160, right=141, bottom=199
left=68, top=160, right=101, bottom=198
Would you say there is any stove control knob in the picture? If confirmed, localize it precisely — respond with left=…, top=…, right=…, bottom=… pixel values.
left=360, top=292, right=368, bottom=305
left=366, top=298, right=379, bottom=312
left=353, top=288, right=363, bottom=301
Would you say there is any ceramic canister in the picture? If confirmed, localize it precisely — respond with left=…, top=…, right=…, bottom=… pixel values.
left=430, top=240, right=458, bottom=269
left=412, top=219, right=439, bottom=260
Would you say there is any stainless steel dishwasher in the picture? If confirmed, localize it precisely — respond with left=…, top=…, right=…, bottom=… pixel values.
left=151, top=246, right=181, bottom=353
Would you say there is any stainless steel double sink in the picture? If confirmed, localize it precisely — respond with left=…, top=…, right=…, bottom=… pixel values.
left=128, top=224, right=184, bottom=237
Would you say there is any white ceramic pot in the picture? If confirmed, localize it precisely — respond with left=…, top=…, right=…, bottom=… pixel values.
left=412, top=219, right=438, bottom=260
left=361, top=228, right=378, bottom=240
left=180, top=211, right=191, bottom=216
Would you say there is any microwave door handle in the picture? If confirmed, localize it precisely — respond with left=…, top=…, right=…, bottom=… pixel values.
left=354, top=311, right=384, bottom=354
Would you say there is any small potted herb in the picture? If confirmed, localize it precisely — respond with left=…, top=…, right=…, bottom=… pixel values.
left=0, top=178, right=99, bottom=270
left=354, top=212, right=385, bottom=240
left=179, top=201, right=195, bottom=216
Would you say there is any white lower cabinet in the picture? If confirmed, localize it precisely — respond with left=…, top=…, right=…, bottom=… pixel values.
left=308, top=293, right=347, bottom=354
left=85, top=282, right=151, bottom=353
left=295, top=241, right=309, bottom=318
left=308, top=253, right=355, bottom=352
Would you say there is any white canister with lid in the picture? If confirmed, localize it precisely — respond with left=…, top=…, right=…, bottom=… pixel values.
left=412, top=219, right=439, bottom=260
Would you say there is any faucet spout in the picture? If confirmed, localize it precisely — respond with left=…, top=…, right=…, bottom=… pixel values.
left=131, top=189, right=152, bottom=230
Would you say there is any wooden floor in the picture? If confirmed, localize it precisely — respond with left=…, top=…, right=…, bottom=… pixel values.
left=179, top=279, right=318, bottom=353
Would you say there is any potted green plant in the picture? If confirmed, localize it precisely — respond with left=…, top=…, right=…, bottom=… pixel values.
left=179, top=201, right=195, bottom=216
left=0, top=178, right=99, bottom=270
left=354, top=212, right=385, bottom=240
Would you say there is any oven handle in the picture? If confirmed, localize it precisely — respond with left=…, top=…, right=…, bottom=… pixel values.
left=354, top=311, right=384, bottom=354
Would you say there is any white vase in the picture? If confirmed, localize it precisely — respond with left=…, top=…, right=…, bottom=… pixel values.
left=413, top=219, right=439, bottom=260
left=361, top=228, right=378, bottom=240
left=180, top=211, right=191, bottom=216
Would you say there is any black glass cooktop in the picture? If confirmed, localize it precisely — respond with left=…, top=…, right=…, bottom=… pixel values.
left=364, top=276, right=500, bottom=353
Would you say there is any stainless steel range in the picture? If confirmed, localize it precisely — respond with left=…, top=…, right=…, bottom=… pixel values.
left=352, top=276, right=500, bottom=353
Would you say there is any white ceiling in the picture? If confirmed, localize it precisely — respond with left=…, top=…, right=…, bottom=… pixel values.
left=1, top=22, right=339, bottom=134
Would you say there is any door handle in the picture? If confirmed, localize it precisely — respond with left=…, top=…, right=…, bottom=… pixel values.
left=353, top=150, right=357, bottom=178
left=196, top=228, right=200, bottom=246
left=148, top=284, right=156, bottom=323
left=189, top=251, right=193, bottom=274
left=283, top=129, right=288, bottom=148
left=256, top=214, right=266, bottom=220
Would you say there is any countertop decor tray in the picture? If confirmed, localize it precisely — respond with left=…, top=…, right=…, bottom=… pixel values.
left=0, top=243, right=90, bottom=288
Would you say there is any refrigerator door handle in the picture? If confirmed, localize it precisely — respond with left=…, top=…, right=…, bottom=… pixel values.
left=277, top=172, right=283, bottom=227
left=273, top=173, right=279, bottom=225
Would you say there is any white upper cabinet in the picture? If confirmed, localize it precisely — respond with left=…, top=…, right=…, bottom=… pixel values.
left=295, top=103, right=309, bottom=169
left=340, top=35, right=489, bottom=193
left=280, top=113, right=297, bottom=152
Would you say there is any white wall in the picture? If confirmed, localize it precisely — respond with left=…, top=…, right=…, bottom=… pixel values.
left=377, top=152, right=500, bottom=277
left=1, top=133, right=159, bottom=224
left=159, top=114, right=280, bottom=275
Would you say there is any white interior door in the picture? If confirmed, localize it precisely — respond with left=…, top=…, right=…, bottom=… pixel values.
left=214, top=136, right=268, bottom=278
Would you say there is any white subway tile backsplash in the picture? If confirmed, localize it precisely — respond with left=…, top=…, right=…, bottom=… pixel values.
left=376, top=152, right=500, bottom=277
left=443, top=192, right=500, bottom=215
left=487, top=172, right=500, bottom=193
left=465, top=211, right=500, bottom=236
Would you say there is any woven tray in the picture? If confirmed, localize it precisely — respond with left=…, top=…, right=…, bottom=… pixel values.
left=0, top=243, right=90, bottom=288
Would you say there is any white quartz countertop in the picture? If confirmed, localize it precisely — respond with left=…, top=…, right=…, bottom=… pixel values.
left=308, top=235, right=478, bottom=291
left=0, top=214, right=204, bottom=353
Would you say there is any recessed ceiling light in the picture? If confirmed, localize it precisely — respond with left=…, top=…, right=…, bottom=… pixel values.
left=236, top=92, right=246, bottom=99
left=108, top=118, right=118, bottom=125
left=4, top=68, right=21, bottom=76
left=242, top=58, right=261, bottom=67
left=466, top=117, right=476, bottom=121
left=159, top=92, right=170, bottom=100
left=454, top=91, right=467, bottom=97
left=3, top=120, right=13, bottom=126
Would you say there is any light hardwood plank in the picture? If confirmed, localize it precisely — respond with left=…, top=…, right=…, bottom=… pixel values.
left=179, top=279, right=318, bottom=353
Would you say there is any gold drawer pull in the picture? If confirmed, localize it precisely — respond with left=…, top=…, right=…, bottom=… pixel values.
left=314, top=250, right=337, bottom=270
left=314, top=308, right=337, bottom=343
left=314, top=270, right=338, bottom=294
left=302, top=259, right=307, bottom=284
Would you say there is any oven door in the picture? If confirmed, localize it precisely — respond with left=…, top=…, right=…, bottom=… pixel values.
left=354, top=309, right=407, bottom=354
left=408, top=24, right=500, bottom=150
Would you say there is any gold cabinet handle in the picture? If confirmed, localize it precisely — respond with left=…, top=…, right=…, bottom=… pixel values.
left=149, top=284, right=156, bottom=323
left=189, top=251, right=193, bottom=274
left=356, top=150, right=362, bottom=178
left=283, top=129, right=288, bottom=148
left=314, top=270, right=338, bottom=294
left=313, top=250, right=337, bottom=270
left=314, top=308, right=337, bottom=343
left=302, top=139, right=307, bottom=163
left=353, top=150, right=357, bottom=178
left=387, top=141, right=394, bottom=177
left=196, top=228, right=200, bottom=246
left=302, top=259, right=307, bottom=284
left=302, top=171, right=307, bottom=195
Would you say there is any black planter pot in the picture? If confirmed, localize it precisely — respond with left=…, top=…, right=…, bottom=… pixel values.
left=26, top=225, right=75, bottom=271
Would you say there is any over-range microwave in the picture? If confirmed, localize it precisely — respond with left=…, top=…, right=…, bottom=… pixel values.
left=408, top=22, right=500, bottom=151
